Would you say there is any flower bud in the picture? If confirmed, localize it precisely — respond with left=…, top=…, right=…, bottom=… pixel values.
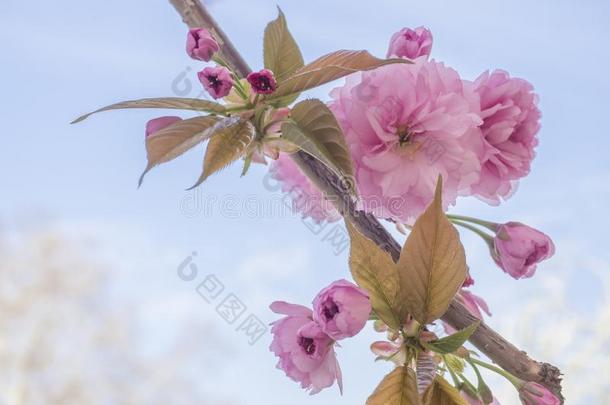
left=492, top=222, right=555, bottom=279
left=247, top=69, right=277, bottom=94
left=370, top=340, right=406, bottom=366
left=312, top=279, right=371, bottom=340
left=197, top=66, right=234, bottom=99
left=519, top=382, right=560, bottom=405
left=387, top=26, right=433, bottom=60
left=186, top=28, right=219, bottom=61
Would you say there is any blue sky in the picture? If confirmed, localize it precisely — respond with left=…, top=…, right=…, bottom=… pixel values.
left=2, top=0, right=610, bottom=403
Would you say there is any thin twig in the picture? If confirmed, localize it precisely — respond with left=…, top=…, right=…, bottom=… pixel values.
left=167, top=0, right=563, bottom=400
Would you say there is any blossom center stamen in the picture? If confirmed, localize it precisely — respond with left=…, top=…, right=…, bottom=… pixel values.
left=259, top=77, right=272, bottom=91
left=322, top=300, right=340, bottom=320
left=397, top=125, right=413, bottom=146
left=207, top=75, right=220, bottom=90
left=298, top=336, right=316, bottom=355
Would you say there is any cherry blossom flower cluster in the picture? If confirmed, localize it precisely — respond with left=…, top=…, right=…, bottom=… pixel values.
left=75, top=14, right=563, bottom=404
left=271, top=26, right=555, bottom=330
left=273, top=26, right=542, bottom=223
left=328, top=27, right=541, bottom=221
left=269, top=280, right=371, bottom=394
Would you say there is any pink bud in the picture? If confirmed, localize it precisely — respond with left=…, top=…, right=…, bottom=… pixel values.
left=387, top=26, right=433, bottom=60
left=197, top=66, right=234, bottom=99
left=493, top=222, right=555, bottom=279
left=247, top=69, right=277, bottom=95
left=312, top=279, right=371, bottom=340
left=519, top=382, right=560, bottom=405
left=186, top=28, right=219, bottom=62
left=145, top=116, right=181, bottom=137
left=370, top=340, right=406, bottom=365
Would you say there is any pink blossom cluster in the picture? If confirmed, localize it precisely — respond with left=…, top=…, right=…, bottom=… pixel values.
left=271, top=26, right=553, bottom=287
left=274, top=25, right=542, bottom=227
left=187, top=28, right=277, bottom=100
left=329, top=27, right=543, bottom=222
left=270, top=280, right=371, bottom=394
left=144, top=28, right=280, bottom=141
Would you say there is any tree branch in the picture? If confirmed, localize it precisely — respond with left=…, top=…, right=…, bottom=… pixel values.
left=168, top=0, right=563, bottom=400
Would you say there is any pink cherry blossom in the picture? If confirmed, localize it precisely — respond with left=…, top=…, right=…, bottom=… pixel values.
left=493, top=222, right=555, bottom=279
left=270, top=153, right=341, bottom=224
left=145, top=116, right=181, bottom=137
left=197, top=66, right=234, bottom=99
left=312, top=279, right=371, bottom=340
left=470, top=70, right=542, bottom=204
left=330, top=61, right=484, bottom=222
left=186, top=28, right=219, bottom=62
left=269, top=301, right=342, bottom=394
left=387, top=26, right=433, bottom=60
left=519, top=382, right=560, bottom=405
left=247, top=69, right=277, bottom=95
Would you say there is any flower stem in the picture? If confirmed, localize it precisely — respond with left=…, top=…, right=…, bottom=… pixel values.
left=224, top=105, right=251, bottom=114
left=451, top=220, right=495, bottom=245
left=457, top=372, right=478, bottom=396
left=448, top=214, right=498, bottom=231
left=469, top=357, right=521, bottom=388
left=232, top=80, right=249, bottom=100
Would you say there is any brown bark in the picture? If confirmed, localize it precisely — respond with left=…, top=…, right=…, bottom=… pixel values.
left=168, top=0, right=563, bottom=400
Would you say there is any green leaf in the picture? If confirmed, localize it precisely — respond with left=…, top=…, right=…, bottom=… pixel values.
left=263, top=7, right=304, bottom=106
left=138, top=116, right=219, bottom=186
left=281, top=99, right=355, bottom=193
left=271, top=50, right=408, bottom=99
left=189, top=117, right=255, bottom=188
left=346, top=221, right=405, bottom=330
left=421, top=322, right=480, bottom=355
left=367, top=366, right=421, bottom=405
left=72, top=97, right=226, bottom=124
left=423, top=377, right=468, bottom=405
left=397, top=176, right=468, bottom=324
